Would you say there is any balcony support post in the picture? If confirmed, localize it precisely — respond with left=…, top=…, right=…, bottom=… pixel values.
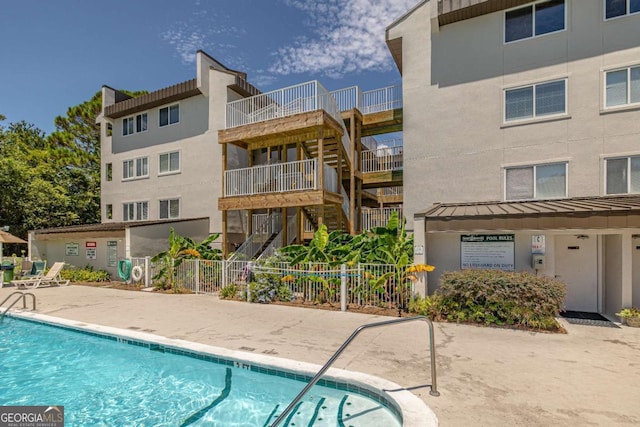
left=349, top=112, right=356, bottom=235
left=222, top=143, right=228, bottom=258
left=318, top=126, right=325, bottom=227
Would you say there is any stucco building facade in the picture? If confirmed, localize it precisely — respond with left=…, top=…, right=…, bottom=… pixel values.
left=387, top=0, right=640, bottom=316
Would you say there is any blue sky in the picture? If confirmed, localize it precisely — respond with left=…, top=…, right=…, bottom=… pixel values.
left=0, top=0, right=414, bottom=134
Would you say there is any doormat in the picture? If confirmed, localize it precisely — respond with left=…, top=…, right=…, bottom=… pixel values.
left=560, top=311, right=619, bottom=328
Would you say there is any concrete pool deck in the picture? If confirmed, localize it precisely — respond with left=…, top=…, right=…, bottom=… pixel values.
left=2, top=285, right=639, bottom=426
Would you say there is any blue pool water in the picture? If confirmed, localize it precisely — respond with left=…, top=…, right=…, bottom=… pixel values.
left=0, top=317, right=401, bottom=426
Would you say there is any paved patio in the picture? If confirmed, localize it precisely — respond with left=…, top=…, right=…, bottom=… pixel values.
left=2, top=285, right=639, bottom=426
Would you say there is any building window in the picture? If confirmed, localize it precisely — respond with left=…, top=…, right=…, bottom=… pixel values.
left=605, top=65, right=640, bottom=108
left=107, top=123, right=113, bottom=137
left=106, top=204, right=113, bottom=220
left=606, top=156, right=640, bottom=194
left=159, top=199, right=180, bottom=219
left=159, top=104, right=179, bottom=127
left=123, top=201, right=148, bottom=221
left=505, top=79, right=566, bottom=122
left=605, top=0, right=640, bottom=19
left=159, top=151, right=180, bottom=174
left=505, top=162, right=567, bottom=200
left=505, top=0, right=565, bottom=43
left=123, top=113, right=147, bottom=136
left=106, top=163, right=112, bottom=182
left=122, top=157, right=149, bottom=180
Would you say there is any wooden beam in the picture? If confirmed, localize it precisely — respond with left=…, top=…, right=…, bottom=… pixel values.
left=362, top=170, right=404, bottom=188
left=218, top=190, right=343, bottom=211
left=349, top=111, right=356, bottom=235
left=218, top=111, right=344, bottom=148
left=318, top=126, right=324, bottom=192
left=222, top=143, right=228, bottom=257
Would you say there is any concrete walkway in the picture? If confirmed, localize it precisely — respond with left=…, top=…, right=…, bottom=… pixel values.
left=2, top=285, right=639, bottom=426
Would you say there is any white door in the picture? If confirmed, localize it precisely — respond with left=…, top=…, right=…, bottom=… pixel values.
left=554, top=235, right=598, bottom=312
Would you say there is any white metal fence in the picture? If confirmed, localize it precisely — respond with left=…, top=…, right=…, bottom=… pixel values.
left=361, top=146, right=403, bottom=173
left=224, top=158, right=341, bottom=197
left=329, top=85, right=402, bottom=114
left=225, top=81, right=351, bottom=162
left=144, top=259, right=412, bottom=310
left=361, top=207, right=404, bottom=231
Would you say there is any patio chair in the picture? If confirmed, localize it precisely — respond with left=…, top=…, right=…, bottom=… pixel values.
left=19, top=260, right=46, bottom=279
left=12, top=262, right=69, bottom=289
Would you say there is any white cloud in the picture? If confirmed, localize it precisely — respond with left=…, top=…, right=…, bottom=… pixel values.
left=271, top=0, right=416, bottom=78
left=160, top=3, right=246, bottom=66
left=161, top=27, right=206, bottom=64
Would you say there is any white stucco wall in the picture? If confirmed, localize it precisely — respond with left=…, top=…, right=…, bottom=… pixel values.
left=389, top=0, right=640, bottom=229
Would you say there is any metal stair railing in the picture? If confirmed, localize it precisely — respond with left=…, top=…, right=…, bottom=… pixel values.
left=0, top=291, right=36, bottom=323
left=270, top=315, right=439, bottom=426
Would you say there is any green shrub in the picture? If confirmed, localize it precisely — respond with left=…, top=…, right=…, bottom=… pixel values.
left=60, top=265, right=111, bottom=282
left=220, top=284, right=240, bottom=299
left=424, top=269, right=565, bottom=330
left=247, top=271, right=293, bottom=304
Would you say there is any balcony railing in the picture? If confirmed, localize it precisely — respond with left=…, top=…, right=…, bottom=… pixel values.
left=361, top=146, right=403, bottom=173
left=225, top=80, right=351, bottom=163
left=361, top=207, right=404, bottom=231
left=224, top=158, right=339, bottom=197
left=329, top=84, right=402, bottom=114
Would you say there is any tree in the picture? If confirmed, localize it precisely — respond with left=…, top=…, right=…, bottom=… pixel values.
left=47, top=90, right=146, bottom=225
left=151, top=228, right=222, bottom=290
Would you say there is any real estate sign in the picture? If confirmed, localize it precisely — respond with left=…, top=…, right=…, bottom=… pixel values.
left=460, top=234, right=515, bottom=271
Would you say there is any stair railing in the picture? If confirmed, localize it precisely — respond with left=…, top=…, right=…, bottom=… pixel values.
left=270, top=315, right=439, bottom=426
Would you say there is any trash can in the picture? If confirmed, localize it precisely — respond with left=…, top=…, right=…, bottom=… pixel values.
left=1, top=262, right=15, bottom=283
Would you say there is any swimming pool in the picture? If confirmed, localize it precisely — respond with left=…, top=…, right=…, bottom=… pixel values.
left=1, top=313, right=435, bottom=426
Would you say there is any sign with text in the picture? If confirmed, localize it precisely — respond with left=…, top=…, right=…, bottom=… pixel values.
left=107, top=241, right=118, bottom=267
left=86, top=248, right=97, bottom=260
left=461, top=234, right=515, bottom=271
left=531, top=235, right=545, bottom=254
left=65, top=243, right=79, bottom=256
left=0, top=406, right=64, bottom=427
left=85, top=241, right=97, bottom=248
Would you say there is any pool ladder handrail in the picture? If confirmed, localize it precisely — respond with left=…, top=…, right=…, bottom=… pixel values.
left=270, top=315, right=439, bottom=427
left=0, top=291, right=37, bottom=323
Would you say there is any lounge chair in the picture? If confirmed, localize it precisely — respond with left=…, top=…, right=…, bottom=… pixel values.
left=12, top=262, right=69, bottom=289
left=19, top=260, right=46, bottom=279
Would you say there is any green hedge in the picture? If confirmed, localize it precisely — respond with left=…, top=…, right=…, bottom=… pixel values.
left=413, top=269, right=566, bottom=330
left=60, top=266, right=111, bottom=282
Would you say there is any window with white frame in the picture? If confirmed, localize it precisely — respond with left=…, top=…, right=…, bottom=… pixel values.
left=159, top=151, right=180, bottom=174
left=606, top=156, right=640, bottom=194
left=505, top=0, right=565, bottom=43
left=159, top=199, right=180, bottom=219
left=106, top=204, right=113, bottom=220
left=605, top=0, right=640, bottom=19
left=505, top=79, right=567, bottom=122
left=122, top=157, right=149, bottom=180
left=159, top=104, right=179, bottom=127
left=605, top=65, right=640, bottom=108
left=505, top=162, right=567, bottom=200
left=123, top=201, right=148, bottom=221
left=122, top=113, right=147, bottom=136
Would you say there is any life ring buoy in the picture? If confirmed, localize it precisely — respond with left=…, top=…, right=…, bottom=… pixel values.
left=131, top=266, right=144, bottom=282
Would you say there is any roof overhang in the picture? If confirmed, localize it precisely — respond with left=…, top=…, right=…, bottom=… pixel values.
left=104, top=79, right=201, bottom=119
left=417, top=196, right=640, bottom=232
left=438, top=0, right=533, bottom=26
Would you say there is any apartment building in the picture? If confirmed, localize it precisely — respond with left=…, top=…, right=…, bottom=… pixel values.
left=39, top=48, right=404, bottom=275
left=387, top=0, right=640, bottom=316
left=97, top=51, right=260, bottom=252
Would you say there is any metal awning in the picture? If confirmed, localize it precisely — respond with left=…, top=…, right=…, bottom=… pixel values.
left=417, top=196, right=640, bottom=232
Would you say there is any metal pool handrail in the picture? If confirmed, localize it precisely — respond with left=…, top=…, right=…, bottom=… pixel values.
left=270, top=315, right=439, bottom=426
left=0, top=291, right=36, bottom=323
